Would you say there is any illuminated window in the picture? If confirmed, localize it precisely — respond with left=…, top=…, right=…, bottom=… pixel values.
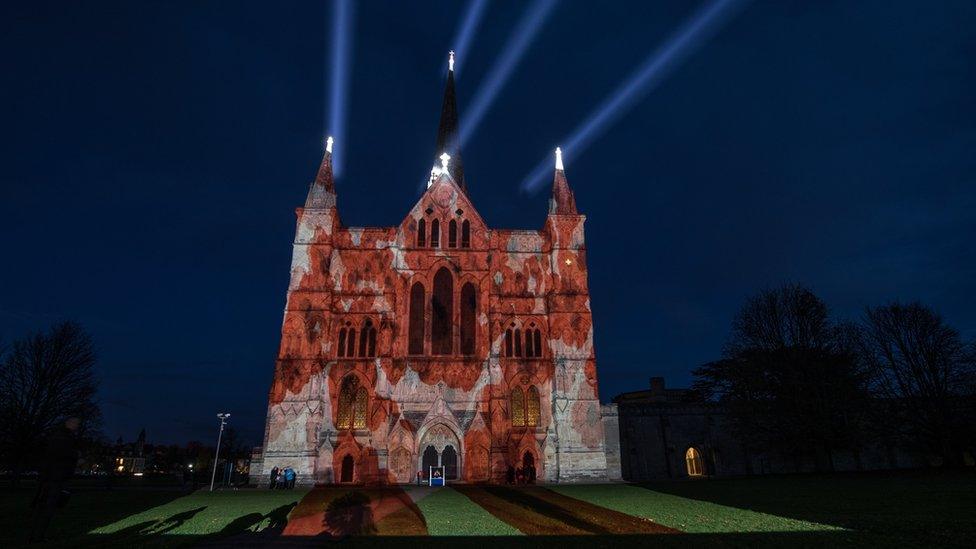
left=526, top=386, right=540, bottom=427
left=354, top=386, right=368, bottom=429
left=448, top=219, right=458, bottom=248
left=511, top=387, right=525, bottom=427
left=430, top=219, right=440, bottom=248
left=417, top=218, right=426, bottom=247
left=461, top=220, right=470, bottom=248
left=685, top=447, right=704, bottom=477
left=337, top=376, right=368, bottom=430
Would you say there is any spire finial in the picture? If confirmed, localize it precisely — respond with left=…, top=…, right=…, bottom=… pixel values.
left=448, top=50, right=455, bottom=72
left=440, top=152, right=451, bottom=171
left=555, top=147, right=564, bottom=171
left=326, top=136, right=334, bottom=154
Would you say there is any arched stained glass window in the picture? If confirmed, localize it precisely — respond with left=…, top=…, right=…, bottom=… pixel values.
left=346, top=328, right=356, bottom=358
left=511, top=387, right=526, bottom=427
left=359, top=319, right=377, bottom=357
left=354, top=386, right=368, bottom=429
left=533, top=329, right=543, bottom=357
left=504, top=329, right=513, bottom=357
left=337, top=328, right=347, bottom=358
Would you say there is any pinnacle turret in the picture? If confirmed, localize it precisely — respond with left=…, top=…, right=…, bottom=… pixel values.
left=549, top=147, right=578, bottom=215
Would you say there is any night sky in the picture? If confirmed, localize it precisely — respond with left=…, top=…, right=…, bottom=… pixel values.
left=2, top=1, right=974, bottom=446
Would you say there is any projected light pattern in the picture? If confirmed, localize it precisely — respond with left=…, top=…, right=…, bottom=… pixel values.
left=451, top=0, right=489, bottom=77
left=328, top=0, right=355, bottom=177
left=521, top=0, right=750, bottom=192
left=460, top=0, right=557, bottom=146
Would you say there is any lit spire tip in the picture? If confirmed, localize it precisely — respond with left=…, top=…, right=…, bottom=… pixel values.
left=555, top=147, right=564, bottom=171
left=448, top=50, right=455, bottom=72
left=440, top=152, right=451, bottom=171
left=326, top=136, right=334, bottom=154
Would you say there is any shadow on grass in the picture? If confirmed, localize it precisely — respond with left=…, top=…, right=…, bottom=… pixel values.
left=86, top=531, right=859, bottom=548
left=0, top=484, right=191, bottom=548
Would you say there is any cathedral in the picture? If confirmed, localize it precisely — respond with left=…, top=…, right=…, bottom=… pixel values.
left=256, top=54, right=609, bottom=485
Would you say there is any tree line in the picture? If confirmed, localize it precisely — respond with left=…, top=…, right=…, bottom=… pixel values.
left=693, top=284, right=976, bottom=471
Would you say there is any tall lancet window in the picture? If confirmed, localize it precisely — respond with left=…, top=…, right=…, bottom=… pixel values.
left=337, top=376, right=368, bottom=430
left=408, top=282, right=425, bottom=355
left=358, top=319, right=377, bottom=358
left=431, top=267, right=453, bottom=355
left=461, top=220, right=471, bottom=248
left=460, top=282, right=477, bottom=355
left=430, top=219, right=440, bottom=248
left=417, top=218, right=426, bottom=247
left=448, top=220, right=458, bottom=248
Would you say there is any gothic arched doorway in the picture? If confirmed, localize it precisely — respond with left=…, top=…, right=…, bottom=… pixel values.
left=340, top=454, right=355, bottom=483
left=418, top=423, right=462, bottom=480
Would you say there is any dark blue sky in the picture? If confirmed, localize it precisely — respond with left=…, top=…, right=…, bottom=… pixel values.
left=2, top=1, right=974, bottom=446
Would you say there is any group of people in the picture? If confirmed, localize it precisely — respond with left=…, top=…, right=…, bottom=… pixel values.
left=506, top=463, right=537, bottom=485
left=267, top=466, right=296, bottom=489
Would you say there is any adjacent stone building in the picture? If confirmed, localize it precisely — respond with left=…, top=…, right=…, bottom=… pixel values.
left=256, top=54, right=608, bottom=485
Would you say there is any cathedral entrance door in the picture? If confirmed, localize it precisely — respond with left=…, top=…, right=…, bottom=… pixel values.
left=418, top=423, right=462, bottom=480
left=340, top=454, right=354, bottom=483
left=421, top=446, right=438, bottom=478
left=442, top=445, right=458, bottom=480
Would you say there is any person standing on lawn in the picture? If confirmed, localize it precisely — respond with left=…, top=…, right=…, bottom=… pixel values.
left=27, top=417, right=80, bottom=544
left=269, top=466, right=279, bottom=489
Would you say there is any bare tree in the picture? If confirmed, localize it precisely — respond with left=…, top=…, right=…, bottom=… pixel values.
left=859, top=303, right=976, bottom=466
left=0, top=322, right=100, bottom=476
left=694, top=284, right=871, bottom=472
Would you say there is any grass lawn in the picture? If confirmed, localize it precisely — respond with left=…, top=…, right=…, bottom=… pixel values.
left=2, top=471, right=973, bottom=547
left=414, top=486, right=521, bottom=536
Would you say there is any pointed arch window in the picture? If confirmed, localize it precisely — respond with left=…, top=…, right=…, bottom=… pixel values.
left=460, top=282, right=476, bottom=355
left=524, top=323, right=543, bottom=358
left=526, top=386, right=541, bottom=427
left=686, top=448, right=704, bottom=476
left=430, top=219, right=440, bottom=248
left=513, top=328, right=522, bottom=357
left=431, top=267, right=453, bottom=355
left=511, top=387, right=525, bottom=427
left=408, top=282, right=425, bottom=355
left=337, top=376, right=368, bottom=430
left=417, top=218, right=427, bottom=247
left=358, top=319, right=377, bottom=357
left=337, top=327, right=348, bottom=358
left=461, top=220, right=470, bottom=248
left=346, top=327, right=356, bottom=358
left=448, top=219, right=458, bottom=248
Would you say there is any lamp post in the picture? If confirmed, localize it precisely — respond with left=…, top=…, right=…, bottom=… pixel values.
left=210, top=413, right=230, bottom=492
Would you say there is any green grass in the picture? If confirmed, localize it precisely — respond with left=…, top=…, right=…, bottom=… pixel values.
left=416, top=487, right=522, bottom=536
left=3, top=471, right=974, bottom=547
left=551, top=483, right=841, bottom=533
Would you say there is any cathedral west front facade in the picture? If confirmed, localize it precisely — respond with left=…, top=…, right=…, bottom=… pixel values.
left=257, top=55, right=610, bottom=485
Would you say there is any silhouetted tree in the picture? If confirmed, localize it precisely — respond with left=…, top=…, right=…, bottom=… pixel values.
left=859, top=302, right=976, bottom=466
left=694, top=284, right=871, bottom=471
left=0, top=322, right=101, bottom=477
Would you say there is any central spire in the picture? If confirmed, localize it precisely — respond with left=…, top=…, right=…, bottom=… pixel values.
left=435, top=51, right=465, bottom=191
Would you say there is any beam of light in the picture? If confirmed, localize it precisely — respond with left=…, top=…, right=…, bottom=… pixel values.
left=460, top=0, right=557, bottom=146
left=327, top=0, right=355, bottom=177
left=450, top=0, right=489, bottom=77
left=520, top=0, right=750, bottom=193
